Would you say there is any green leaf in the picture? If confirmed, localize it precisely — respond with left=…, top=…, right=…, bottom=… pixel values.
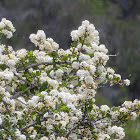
left=0, top=64, right=9, bottom=70
left=21, top=84, right=27, bottom=91
left=4, top=120, right=10, bottom=127
left=52, top=51, right=58, bottom=57
left=106, top=74, right=109, bottom=79
left=17, top=120, right=23, bottom=126
left=87, top=104, right=93, bottom=112
left=36, top=71, right=41, bottom=76
left=31, top=111, right=36, bottom=115
left=106, top=113, right=111, bottom=118
left=77, top=104, right=84, bottom=109
left=40, top=81, right=48, bottom=92
left=44, top=131, right=49, bottom=136
left=61, top=106, right=70, bottom=113
left=36, top=116, right=41, bottom=125
left=28, top=50, right=33, bottom=56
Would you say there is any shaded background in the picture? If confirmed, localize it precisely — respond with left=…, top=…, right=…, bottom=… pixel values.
left=0, top=0, right=140, bottom=139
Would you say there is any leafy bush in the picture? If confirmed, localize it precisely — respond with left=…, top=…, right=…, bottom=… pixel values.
left=0, top=18, right=139, bottom=140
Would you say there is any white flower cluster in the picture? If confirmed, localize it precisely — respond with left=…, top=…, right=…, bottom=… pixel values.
left=109, top=126, right=125, bottom=139
left=29, top=30, right=59, bottom=52
left=0, top=18, right=16, bottom=38
left=0, top=19, right=138, bottom=140
left=0, top=69, right=14, bottom=82
left=71, top=20, right=99, bottom=45
left=100, top=105, right=110, bottom=112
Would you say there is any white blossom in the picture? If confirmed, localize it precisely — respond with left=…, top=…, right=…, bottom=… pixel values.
left=123, top=79, right=130, bottom=86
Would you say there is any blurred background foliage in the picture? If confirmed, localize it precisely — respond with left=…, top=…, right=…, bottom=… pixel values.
left=0, top=0, right=140, bottom=139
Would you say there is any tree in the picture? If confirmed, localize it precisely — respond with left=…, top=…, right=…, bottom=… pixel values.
left=0, top=18, right=139, bottom=140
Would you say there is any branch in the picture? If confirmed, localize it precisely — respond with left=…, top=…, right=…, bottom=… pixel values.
left=65, top=123, right=81, bottom=138
left=91, top=119, right=118, bottom=126
left=14, top=73, right=30, bottom=85
left=27, top=70, right=39, bottom=90
left=11, top=84, right=37, bottom=99
left=20, top=118, right=45, bottom=131
left=77, top=27, right=87, bottom=60
left=17, top=61, right=71, bottom=72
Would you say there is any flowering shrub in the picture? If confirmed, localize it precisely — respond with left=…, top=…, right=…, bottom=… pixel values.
left=0, top=18, right=139, bottom=140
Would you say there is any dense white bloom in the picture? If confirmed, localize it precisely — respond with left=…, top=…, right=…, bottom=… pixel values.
left=85, top=76, right=93, bottom=85
left=15, top=129, right=21, bottom=137
left=43, top=112, right=49, bottom=118
left=0, top=18, right=135, bottom=140
left=15, top=97, right=26, bottom=107
left=76, top=111, right=82, bottom=119
left=82, top=20, right=90, bottom=27
left=98, top=44, right=108, bottom=54
left=19, top=134, right=26, bottom=140
left=0, top=116, right=2, bottom=125
left=114, top=74, right=121, bottom=81
left=131, top=112, right=137, bottom=120
left=2, top=30, right=13, bottom=38
left=31, top=96, right=39, bottom=104
left=60, top=120, right=67, bottom=128
left=27, top=100, right=36, bottom=108
left=97, top=133, right=110, bottom=140
left=78, top=26, right=85, bottom=36
left=71, top=30, right=79, bottom=41
left=123, top=79, right=130, bottom=86
left=15, top=111, right=23, bottom=120
left=72, top=61, right=79, bottom=69
left=100, top=105, right=110, bottom=112
left=37, top=30, right=46, bottom=40
left=40, top=136, right=48, bottom=140
left=0, top=22, right=5, bottom=28
left=8, top=46, right=13, bottom=52
left=122, top=101, right=132, bottom=108
left=80, top=61, right=89, bottom=68
left=93, top=52, right=109, bottom=65
left=0, top=18, right=15, bottom=38
left=108, top=74, right=113, bottom=79
left=119, top=107, right=127, bottom=113
left=89, top=65, right=96, bottom=75
left=30, top=135, right=36, bottom=139
left=111, top=126, right=125, bottom=139
left=1, top=18, right=15, bottom=32
left=16, top=49, right=27, bottom=58
left=52, top=42, right=59, bottom=50
left=29, top=34, right=38, bottom=46
left=0, top=45, right=5, bottom=54
left=111, top=111, right=120, bottom=119
left=91, top=42, right=98, bottom=51
left=54, top=113, right=61, bottom=121
left=79, top=54, right=90, bottom=61
left=47, top=79, right=59, bottom=89
left=77, top=70, right=90, bottom=77
left=107, top=67, right=115, bottom=75
left=55, top=69, right=64, bottom=77
left=30, top=31, right=58, bottom=52
left=7, top=59, right=16, bottom=67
